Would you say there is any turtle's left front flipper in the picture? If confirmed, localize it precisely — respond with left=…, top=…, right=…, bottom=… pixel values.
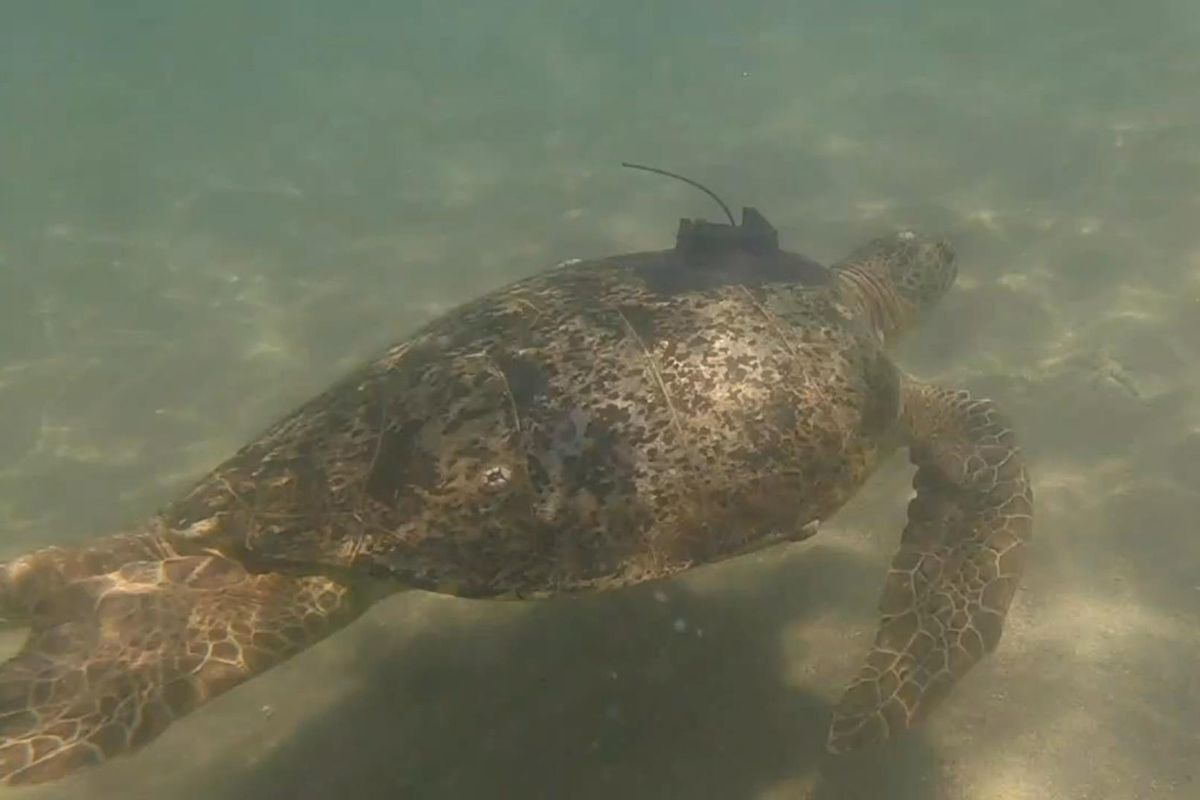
left=0, top=554, right=367, bottom=785
left=828, top=381, right=1033, bottom=753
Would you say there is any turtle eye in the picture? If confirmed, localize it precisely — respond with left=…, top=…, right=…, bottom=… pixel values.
left=480, top=464, right=512, bottom=491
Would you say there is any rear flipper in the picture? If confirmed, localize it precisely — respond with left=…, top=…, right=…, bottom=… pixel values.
left=828, top=383, right=1033, bottom=752
left=0, top=531, right=177, bottom=629
left=0, top=554, right=363, bottom=785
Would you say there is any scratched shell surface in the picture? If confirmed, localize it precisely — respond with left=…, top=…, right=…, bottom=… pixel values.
left=163, top=244, right=902, bottom=599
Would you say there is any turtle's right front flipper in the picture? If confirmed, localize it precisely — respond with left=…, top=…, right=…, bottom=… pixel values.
left=0, top=554, right=365, bottom=785
left=828, top=381, right=1033, bottom=752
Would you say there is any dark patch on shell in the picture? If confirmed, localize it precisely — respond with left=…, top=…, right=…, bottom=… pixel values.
left=613, top=304, right=659, bottom=348
left=365, top=421, right=438, bottom=501
left=615, top=249, right=831, bottom=297
left=490, top=349, right=549, bottom=408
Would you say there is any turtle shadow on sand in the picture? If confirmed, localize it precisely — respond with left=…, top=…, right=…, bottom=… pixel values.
left=186, top=544, right=940, bottom=800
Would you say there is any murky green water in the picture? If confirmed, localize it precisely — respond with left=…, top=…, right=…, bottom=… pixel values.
left=1, top=2, right=1198, bottom=797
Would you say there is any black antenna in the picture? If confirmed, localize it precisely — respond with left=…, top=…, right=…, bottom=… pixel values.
left=620, top=161, right=736, bottom=227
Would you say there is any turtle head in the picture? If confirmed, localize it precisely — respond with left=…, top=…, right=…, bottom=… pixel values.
left=882, top=231, right=957, bottom=310
left=832, top=230, right=956, bottom=345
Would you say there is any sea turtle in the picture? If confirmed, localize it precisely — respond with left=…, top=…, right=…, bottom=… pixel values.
left=0, top=168, right=1032, bottom=785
